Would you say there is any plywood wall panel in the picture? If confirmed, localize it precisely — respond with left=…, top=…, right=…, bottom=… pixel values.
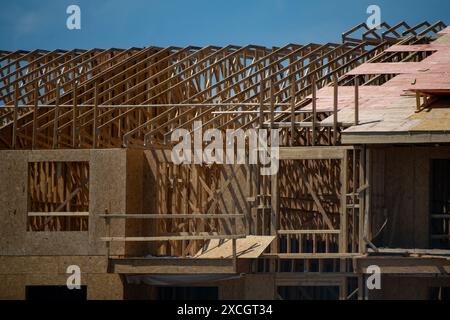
left=0, top=149, right=128, bottom=256
left=370, top=146, right=450, bottom=249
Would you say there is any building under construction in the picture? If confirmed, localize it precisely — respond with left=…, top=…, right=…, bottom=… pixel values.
left=1, top=21, right=450, bottom=300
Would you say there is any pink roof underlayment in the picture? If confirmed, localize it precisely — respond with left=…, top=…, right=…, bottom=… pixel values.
left=310, top=32, right=450, bottom=144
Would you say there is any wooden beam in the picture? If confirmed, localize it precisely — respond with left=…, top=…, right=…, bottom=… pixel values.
left=28, top=212, right=89, bottom=217
left=110, top=257, right=237, bottom=274
left=97, top=213, right=245, bottom=219
left=263, top=253, right=362, bottom=259
left=101, top=234, right=246, bottom=242
left=342, top=132, right=450, bottom=144
left=279, top=146, right=350, bottom=160
left=355, top=256, right=450, bottom=274
left=278, top=230, right=340, bottom=235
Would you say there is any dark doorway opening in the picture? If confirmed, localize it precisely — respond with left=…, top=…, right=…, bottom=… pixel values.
left=278, top=286, right=340, bottom=300
left=429, top=287, right=450, bottom=300
left=430, top=159, right=450, bottom=249
left=26, top=285, right=87, bottom=301
left=157, top=286, right=218, bottom=300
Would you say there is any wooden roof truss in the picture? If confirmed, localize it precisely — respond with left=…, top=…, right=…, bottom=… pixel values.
left=0, top=21, right=446, bottom=149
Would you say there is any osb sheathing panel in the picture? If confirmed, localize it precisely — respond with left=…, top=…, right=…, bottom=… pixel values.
left=0, top=273, right=124, bottom=300
left=89, top=149, right=127, bottom=256
left=244, top=274, right=275, bottom=300
left=0, top=150, right=28, bottom=255
left=370, top=146, right=450, bottom=248
left=410, top=101, right=450, bottom=131
left=125, top=149, right=151, bottom=257
left=368, top=276, right=450, bottom=300
left=0, top=275, right=26, bottom=299
left=142, top=150, right=159, bottom=255
left=0, top=149, right=128, bottom=256
left=218, top=278, right=245, bottom=300
left=86, top=273, right=124, bottom=300
left=0, top=256, right=123, bottom=300
left=0, top=256, right=108, bottom=274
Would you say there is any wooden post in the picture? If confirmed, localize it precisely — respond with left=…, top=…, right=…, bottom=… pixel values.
left=340, top=278, right=348, bottom=300
left=105, top=208, right=111, bottom=272
left=358, top=148, right=366, bottom=253
left=340, top=151, right=348, bottom=274
left=363, top=274, right=369, bottom=300
left=256, top=76, right=265, bottom=209
left=12, top=84, right=18, bottom=149
left=269, top=75, right=276, bottom=250
left=358, top=274, right=364, bottom=300
left=32, top=82, right=38, bottom=149
left=232, top=238, right=237, bottom=273
left=290, top=75, right=295, bottom=146
left=271, top=168, right=279, bottom=254
left=363, top=148, right=371, bottom=245
left=52, top=81, right=60, bottom=149
left=93, top=82, right=98, bottom=149
left=333, top=76, right=338, bottom=145
left=415, top=91, right=421, bottom=112
left=354, top=76, right=359, bottom=125
left=352, top=149, right=357, bottom=252
left=340, top=152, right=348, bottom=245
left=312, top=80, right=317, bottom=146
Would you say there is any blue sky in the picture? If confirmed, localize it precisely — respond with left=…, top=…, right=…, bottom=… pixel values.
left=1, top=0, right=449, bottom=50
